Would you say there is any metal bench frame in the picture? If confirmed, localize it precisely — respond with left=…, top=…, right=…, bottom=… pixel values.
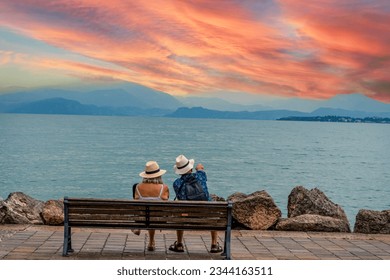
left=63, top=197, right=233, bottom=259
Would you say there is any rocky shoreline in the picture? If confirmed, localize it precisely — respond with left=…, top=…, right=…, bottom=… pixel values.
left=1, top=186, right=389, bottom=234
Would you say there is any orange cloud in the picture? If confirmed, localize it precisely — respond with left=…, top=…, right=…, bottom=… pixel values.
left=279, top=0, right=390, bottom=101
left=0, top=0, right=389, bottom=102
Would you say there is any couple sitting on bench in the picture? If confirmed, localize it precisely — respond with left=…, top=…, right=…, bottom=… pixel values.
left=132, top=154, right=223, bottom=253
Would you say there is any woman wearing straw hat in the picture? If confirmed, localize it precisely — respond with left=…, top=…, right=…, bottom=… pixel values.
left=169, top=154, right=223, bottom=253
left=133, top=160, right=169, bottom=251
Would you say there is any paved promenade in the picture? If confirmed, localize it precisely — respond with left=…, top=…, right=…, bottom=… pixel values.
left=0, top=224, right=389, bottom=260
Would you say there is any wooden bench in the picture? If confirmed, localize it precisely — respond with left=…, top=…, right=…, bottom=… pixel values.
left=63, top=197, right=233, bottom=259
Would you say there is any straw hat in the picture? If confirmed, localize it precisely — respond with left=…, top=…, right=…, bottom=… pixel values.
left=173, top=154, right=194, bottom=175
left=139, top=161, right=166, bottom=178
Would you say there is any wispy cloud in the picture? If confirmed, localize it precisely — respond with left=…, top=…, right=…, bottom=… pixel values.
left=0, top=0, right=389, bottom=101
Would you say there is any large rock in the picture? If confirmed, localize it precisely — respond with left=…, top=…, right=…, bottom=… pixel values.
left=41, top=199, right=64, bottom=225
left=354, top=209, right=390, bottom=234
left=228, top=192, right=249, bottom=202
left=0, top=192, right=44, bottom=224
left=0, top=200, right=6, bottom=223
left=227, top=191, right=281, bottom=230
left=276, top=214, right=351, bottom=232
left=288, top=186, right=349, bottom=222
left=210, top=194, right=226, bottom=202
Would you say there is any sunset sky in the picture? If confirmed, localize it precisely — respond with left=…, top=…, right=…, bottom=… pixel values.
left=0, top=0, right=389, bottom=103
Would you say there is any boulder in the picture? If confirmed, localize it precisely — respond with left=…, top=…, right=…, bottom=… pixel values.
left=0, top=192, right=44, bottom=224
left=276, top=214, right=351, bottom=232
left=227, top=190, right=281, bottom=230
left=288, top=186, right=349, bottom=222
left=0, top=200, right=6, bottom=223
left=354, top=209, right=390, bottom=234
left=228, top=192, right=249, bottom=202
left=41, top=199, right=64, bottom=225
left=210, top=194, right=226, bottom=202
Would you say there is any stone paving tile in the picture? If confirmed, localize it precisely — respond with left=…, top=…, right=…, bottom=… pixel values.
left=1, top=226, right=390, bottom=260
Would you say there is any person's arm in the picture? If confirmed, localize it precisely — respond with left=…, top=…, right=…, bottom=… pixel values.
left=132, top=183, right=138, bottom=199
left=161, top=184, right=170, bottom=200
left=195, top=164, right=210, bottom=200
left=195, top=164, right=207, bottom=182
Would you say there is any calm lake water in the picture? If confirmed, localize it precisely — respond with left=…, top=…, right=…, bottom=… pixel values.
left=1, top=113, right=389, bottom=227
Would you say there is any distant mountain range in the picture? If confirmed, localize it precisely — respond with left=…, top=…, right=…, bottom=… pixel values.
left=0, top=83, right=181, bottom=111
left=166, top=106, right=390, bottom=120
left=166, top=107, right=309, bottom=120
left=176, top=96, right=272, bottom=111
left=8, top=97, right=172, bottom=116
left=1, top=83, right=390, bottom=120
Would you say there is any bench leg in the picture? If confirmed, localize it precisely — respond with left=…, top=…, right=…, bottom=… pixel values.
left=224, top=203, right=233, bottom=260
left=63, top=224, right=73, bottom=256
left=221, top=230, right=231, bottom=260
left=223, top=229, right=231, bottom=260
left=222, top=231, right=227, bottom=257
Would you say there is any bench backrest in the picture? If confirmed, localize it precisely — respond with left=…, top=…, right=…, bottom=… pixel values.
left=64, top=197, right=232, bottom=231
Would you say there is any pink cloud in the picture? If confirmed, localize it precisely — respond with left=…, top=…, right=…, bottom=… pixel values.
left=0, top=0, right=389, bottom=102
left=279, top=0, right=390, bottom=101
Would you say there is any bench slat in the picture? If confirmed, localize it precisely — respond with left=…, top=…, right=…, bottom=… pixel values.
left=69, top=209, right=147, bottom=215
left=68, top=206, right=228, bottom=212
left=68, top=208, right=227, bottom=217
left=66, top=197, right=226, bottom=203
left=68, top=220, right=227, bottom=230
left=68, top=215, right=227, bottom=225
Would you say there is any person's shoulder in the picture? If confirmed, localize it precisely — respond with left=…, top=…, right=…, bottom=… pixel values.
left=173, top=177, right=182, bottom=185
left=174, top=177, right=182, bottom=182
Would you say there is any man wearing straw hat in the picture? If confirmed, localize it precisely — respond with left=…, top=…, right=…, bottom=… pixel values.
left=169, top=154, right=223, bottom=253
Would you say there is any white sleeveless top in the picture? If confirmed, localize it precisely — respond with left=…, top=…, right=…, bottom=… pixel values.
left=135, top=184, right=165, bottom=200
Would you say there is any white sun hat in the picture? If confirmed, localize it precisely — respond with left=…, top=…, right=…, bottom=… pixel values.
left=139, top=161, right=166, bottom=178
left=173, top=154, right=195, bottom=175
